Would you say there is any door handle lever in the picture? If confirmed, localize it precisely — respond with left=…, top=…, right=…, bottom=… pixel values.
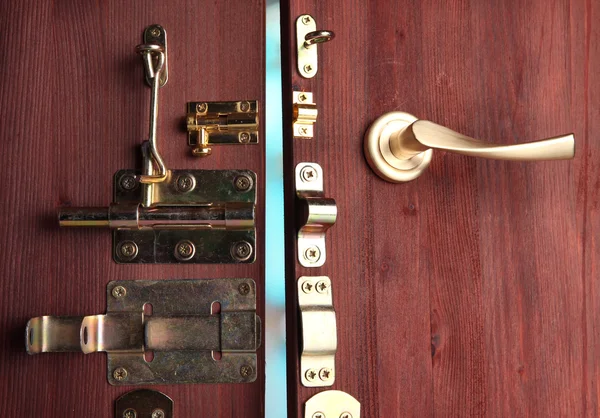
left=364, top=111, right=575, bottom=183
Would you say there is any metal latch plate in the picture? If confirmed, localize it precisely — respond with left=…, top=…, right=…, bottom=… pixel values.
left=113, top=169, right=256, bottom=264
left=116, top=389, right=173, bottom=418
left=304, top=390, right=361, bottom=418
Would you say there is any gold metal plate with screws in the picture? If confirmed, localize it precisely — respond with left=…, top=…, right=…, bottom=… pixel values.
left=26, top=279, right=261, bottom=385
left=59, top=169, right=257, bottom=264
left=296, top=14, right=335, bottom=78
left=293, top=91, right=318, bottom=138
left=187, top=101, right=259, bottom=157
left=298, top=276, right=336, bottom=388
left=295, top=163, right=337, bottom=268
left=304, top=390, right=361, bottom=418
left=116, top=389, right=173, bottom=418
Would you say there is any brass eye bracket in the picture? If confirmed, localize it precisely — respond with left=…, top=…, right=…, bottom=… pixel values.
left=296, top=14, right=335, bottom=78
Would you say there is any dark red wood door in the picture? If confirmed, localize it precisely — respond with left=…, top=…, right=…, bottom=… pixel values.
left=282, top=0, right=597, bottom=417
left=0, top=1, right=265, bottom=417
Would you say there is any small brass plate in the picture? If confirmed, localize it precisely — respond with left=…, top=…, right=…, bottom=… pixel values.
left=115, top=389, right=173, bottom=418
left=304, top=390, right=361, bottom=418
left=296, top=15, right=318, bottom=78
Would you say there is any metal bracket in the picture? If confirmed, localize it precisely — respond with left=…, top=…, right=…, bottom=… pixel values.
left=141, top=24, right=168, bottom=87
left=116, top=389, right=173, bottom=418
left=60, top=169, right=256, bottom=264
left=26, top=279, right=261, bottom=385
left=293, top=91, right=318, bottom=138
left=295, top=163, right=337, bottom=267
left=304, top=391, right=361, bottom=418
left=296, top=15, right=335, bottom=78
left=298, top=276, right=336, bottom=387
left=187, top=101, right=259, bottom=157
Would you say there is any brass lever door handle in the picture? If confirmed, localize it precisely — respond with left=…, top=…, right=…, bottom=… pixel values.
left=364, top=111, right=575, bottom=183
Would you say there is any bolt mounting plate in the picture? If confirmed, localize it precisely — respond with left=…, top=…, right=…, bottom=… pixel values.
left=116, top=389, right=173, bottom=418
left=26, top=279, right=261, bottom=385
left=296, top=14, right=318, bottom=78
left=113, top=169, right=256, bottom=264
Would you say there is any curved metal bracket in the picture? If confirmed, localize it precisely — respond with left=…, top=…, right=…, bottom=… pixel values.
left=304, top=390, right=361, bottom=418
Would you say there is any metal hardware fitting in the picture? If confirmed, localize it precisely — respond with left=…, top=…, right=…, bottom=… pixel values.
left=293, top=91, right=318, bottom=139
left=304, top=391, right=361, bottom=418
left=298, top=276, right=336, bottom=387
left=116, top=389, right=173, bottom=418
left=26, top=279, right=261, bottom=385
left=187, top=101, right=259, bottom=157
left=296, top=15, right=335, bottom=78
left=295, top=163, right=337, bottom=268
left=59, top=169, right=256, bottom=264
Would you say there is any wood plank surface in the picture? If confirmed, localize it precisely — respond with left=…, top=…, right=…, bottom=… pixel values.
left=0, top=1, right=265, bottom=417
left=281, top=0, right=597, bottom=416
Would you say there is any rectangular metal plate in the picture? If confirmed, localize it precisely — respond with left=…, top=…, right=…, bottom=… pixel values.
left=106, top=279, right=260, bottom=385
left=187, top=101, right=259, bottom=145
left=112, top=169, right=256, bottom=264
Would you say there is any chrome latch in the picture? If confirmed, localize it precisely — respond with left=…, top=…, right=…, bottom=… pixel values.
left=26, top=279, right=261, bottom=385
left=304, top=391, right=361, bottom=418
left=295, top=163, right=337, bottom=267
left=293, top=91, right=318, bottom=138
left=187, top=101, right=259, bottom=157
left=298, top=276, right=337, bottom=387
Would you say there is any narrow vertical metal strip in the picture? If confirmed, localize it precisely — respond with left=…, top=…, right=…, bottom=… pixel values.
left=265, top=0, right=287, bottom=416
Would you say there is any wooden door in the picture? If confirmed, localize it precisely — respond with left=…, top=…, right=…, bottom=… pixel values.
left=282, top=1, right=597, bottom=417
left=0, top=1, right=265, bottom=417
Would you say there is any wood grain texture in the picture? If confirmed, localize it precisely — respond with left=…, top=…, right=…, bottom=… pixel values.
left=0, top=1, right=265, bottom=417
left=282, top=0, right=596, bottom=416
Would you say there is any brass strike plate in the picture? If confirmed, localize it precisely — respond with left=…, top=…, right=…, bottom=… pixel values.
left=187, top=101, right=259, bottom=157
left=116, top=389, right=173, bottom=418
left=27, top=279, right=261, bottom=385
left=293, top=92, right=318, bottom=139
left=112, top=169, right=256, bottom=264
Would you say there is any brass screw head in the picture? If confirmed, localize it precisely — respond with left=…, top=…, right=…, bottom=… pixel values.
left=300, top=166, right=317, bottom=182
left=231, top=241, right=253, bottom=262
left=240, top=365, right=253, bottom=378
left=316, top=280, right=329, bottom=294
left=299, top=127, right=309, bottom=135
left=113, top=367, right=128, bottom=381
left=151, top=409, right=165, bottom=418
left=149, top=27, right=161, bottom=37
left=174, top=240, right=195, bottom=261
left=304, top=64, right=313, bottom=73
left=123, top=408, right=137, bottom=418
left=176, top=173, right=196, bottom=193
left=305, top=368, right=318, bottom=382
left=112, top=285, right=127, bottom=298
left=239, top=132, right=251, bottom=143
left=304, top=246, right=321, bottom=263
left=318, top=367, right=333, bottom=381
left=234, top=175, right=253, bottom=192
left=119, top=174, right=137, bottom=191
left=301, top=280, right=314, bottom=293
left=119, top=241, right=138, bottom=261
left=302, top=15, right=311, bottom=25
left=196, top=102, right=208, bottom=113
left=312, top=413, right=325, bottom=418
left=340, top=413, right=353, bottom=418
left=238, top=282, right=251, bottom=295
left=298, top=93, right=307, bottom=102
left=240, top=101, right=251, bottom=112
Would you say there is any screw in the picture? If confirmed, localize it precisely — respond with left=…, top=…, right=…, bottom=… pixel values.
left=196, top=102, right=207, bottom=112
left=119, top=241, right=138, bottom=261
left=149, top=27, right=161, bottom=37
left=234, top=175, right=253, bottom=192
left=240, top=365, right=253, bottom=378
left=305, top=368, right=318, bottom=382
left=112, top=285, right=127, bottom=298
left=174, top=240, right=195, bottom=261
left=301, top=280, right=314, bottom=293
left=176, top=173, right=196, bottom=193
left=119, top=174, right=137, bottom=191
left=239, top=132, right=251, bottom=143
left=298, top=127, right=309, bottom=135
left=319, top=367, right=333, bottom=381
left=231, top=241, right=253, bottom=262
left=123, top=409, right=137, bottom=418
left=302, top=16, right=311, bottom=25
left=240, top=101, right=251, bottom=112
left=300, top=166, right=317, bottom=182
left=304, top=246, right=321, bottom=263
left=151, top=409, right=165, bottom=418
left=238, top=282, right=251, bottom=295
left=316, top=280, right=329, bottom=294
left=113, top=367, right=128, bottom=381
left=340, top=413, right=353, bottom=418
left=298, top=93, right=307, bottom=102
left=304, top=64, right=313, bottom=73
left=312, top=413, right=325, bottom=418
